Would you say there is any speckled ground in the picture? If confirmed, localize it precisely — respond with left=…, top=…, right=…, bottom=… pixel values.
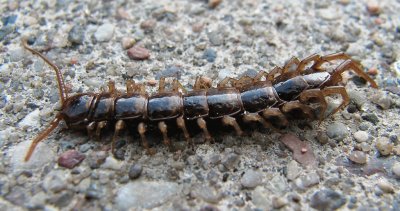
left=1, top=0, right=400, bottom=210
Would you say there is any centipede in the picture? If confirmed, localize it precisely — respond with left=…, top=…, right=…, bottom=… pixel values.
left=21, top=38, right=378, bottom=161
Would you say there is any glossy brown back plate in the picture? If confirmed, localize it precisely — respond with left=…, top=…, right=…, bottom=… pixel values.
left=115, top=94, right=148, bottom=120
left=206, top=88, right=242, bottom=119
left=147, top=92, right=183, bottom=121
left=183, top=90, right=209, bottom=120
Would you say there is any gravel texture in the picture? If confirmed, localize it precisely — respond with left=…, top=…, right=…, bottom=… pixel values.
left=1, top=0, right=400, bottom=210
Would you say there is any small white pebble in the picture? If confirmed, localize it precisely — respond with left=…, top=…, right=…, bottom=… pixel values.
left=377, top=179, right=394, bottom=193
left=353, top=131, right=369, bottom=142
left=392, top=162, right=400, bottom=177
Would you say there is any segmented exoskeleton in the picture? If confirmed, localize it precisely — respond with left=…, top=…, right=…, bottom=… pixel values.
left=22, top=39, right=378, bottom=161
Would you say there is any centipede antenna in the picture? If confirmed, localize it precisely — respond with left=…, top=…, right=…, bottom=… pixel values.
left=22, top=38, right=68, bottom=104
left=24, top=115, right=62, bottom=161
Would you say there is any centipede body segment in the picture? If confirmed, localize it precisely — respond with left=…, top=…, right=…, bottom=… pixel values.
left=21, top=39, right=378, bottom=161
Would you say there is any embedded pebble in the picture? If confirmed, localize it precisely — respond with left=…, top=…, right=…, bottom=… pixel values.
left=310, top=189, right=346, bottom=211
left=294, top=172, right=320, bottom=190
left=42, top=171, right=67, bottom=193
left=286, top=160, right=301, bottom=180
left=375, top=137, right=393, bottom=156
left=371, top=94, right=392, bottom=110
left=127, top=46, right=150, bottom=60
left=87, top=151, right=108, bottom=169
left=353, top=131, right=369, bottom=143
left=94, top=23, right=115, bottom=42
left=392, top=162, right=400, bottom=177
left=18, top=109, right=40, bottom=129
left=376, top=179, right=394, bottom=193
left=221, top=152, right=239, bottom=170
left=140, top=19, right=157, bottom=31
left=349, top=151, right=367, bottom=164
left=272, top=196, right=288, bottom=209
left=192, top=184, right=222, bottom=203
left=101, top=156, right=123, bottom=170
left=155, top=65, right=182, bottom=79
left=128, top=164, right=143, bottom=180
left=318, top=8, right=339, bottom=20
left=208, top=0, right=222, bottom=8
left=121, top=37, right=136, bottom=49
left=202, top=48, right=217, bottom=62
left=115, top=181, right=181, bottom=210
left=326, top=123, right=348, bottom=141
left=316, top=131, right=329, bottom=144
left=240, top=169, right=264, bottom=188
left=68, top=25, right=85, bottom=45
left=367, top=0, right=381, bottom=15
left=207, top=31, right=223, bottom=46
left=362, top=113, right=379, bottom=125
left=58, top=150, right=85, bottom=169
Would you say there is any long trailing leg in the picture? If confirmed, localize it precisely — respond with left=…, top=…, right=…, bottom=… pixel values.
left=311, top=52, right=355, bottom=70
left=242, top=113, right=275, bottom=130
left=222, top=116, right=244, bottom=136
left=262, top=108, right=289, bottom=128
left=197, top=117, right=212, bottom=143
left=111, top=120, right=125, bottom=153
left=322, top=59, right=378, bottom=88
left=322, top=86, right=350, bottom=118
left=138, top=122, right=154, bottom=155
left=24, top=115, right=62, bottom=161
left=22, top=38, right=68, bottom=104
left=298, top=89, right=328, bottom=125
left=280, top=100, right=315, bottom=119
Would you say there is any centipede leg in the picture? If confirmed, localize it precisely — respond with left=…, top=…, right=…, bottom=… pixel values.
left=311, top=52, right=355, bottom=70
left=126, top=80, right=136, bottom=95
left=158, top=77, right=166, bottom=93
left=197, top=118, right=212, bottom=143
left=299, top=89, right=328, bottom=125
left=242, top=113, right=275, bottom=130
left=138, top=122, right=154, bottom=155
left=281, top=100, right=315, bottom=119
left=295, top=54, right=322, bottom=75
left=86, top=122, right=96, bottom=138
left=194, top=76, right=212, bottom=90
left=273, top=57, right=301, bottom=83
left=262, top=108, right=289, bottom=128
left=172, top=79, right=187, bottom=94
left=111, top=120, right=125, bottom=153
left=222, top=116, right=244, bottom=136
left=323, top=60, right=378, bottom=88
left=95, top=121, right=108, bottom=141
left=24, top=116, right=62, bottom=161
left=176, top=116, right=191, bottom=145
left=158, top=121, right=171, bottom=147
left=322, top=86, right=350, bottom=118
left=217, top=77, right=237, bottom=88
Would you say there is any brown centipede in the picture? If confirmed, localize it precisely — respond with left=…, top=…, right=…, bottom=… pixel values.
left=22, top=39, right=378, bottom=161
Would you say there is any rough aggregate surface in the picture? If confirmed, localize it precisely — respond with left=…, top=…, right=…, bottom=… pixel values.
left=1, top=0, right=400, bottom=210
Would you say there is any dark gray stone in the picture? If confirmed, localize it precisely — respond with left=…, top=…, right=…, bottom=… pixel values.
left=68, top=25, right=85, bottom=45
left=202, top=48, right=217, bottom=62
left=310, top=189, right=346, bottom=211
left=128, top=164, right=143, bottom=180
